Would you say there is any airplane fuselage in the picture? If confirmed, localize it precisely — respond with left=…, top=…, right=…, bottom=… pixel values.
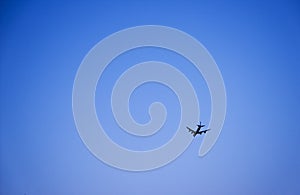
left=195, top=125, right=205, bottom=136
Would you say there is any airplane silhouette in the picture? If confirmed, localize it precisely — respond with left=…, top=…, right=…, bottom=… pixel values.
left=186, top=122, right=210, bottom=137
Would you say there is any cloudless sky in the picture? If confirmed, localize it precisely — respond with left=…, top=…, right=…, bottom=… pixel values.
left=1, top=0, right=299, bottom=194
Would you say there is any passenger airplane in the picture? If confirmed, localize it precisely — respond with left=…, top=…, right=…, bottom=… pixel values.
left=186, top=122, right=210, bottom=137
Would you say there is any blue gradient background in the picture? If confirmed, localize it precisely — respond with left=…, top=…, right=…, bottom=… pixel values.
left=1, top=0, right=299, bottom=194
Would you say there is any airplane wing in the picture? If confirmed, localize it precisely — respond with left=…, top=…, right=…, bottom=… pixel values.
left=186, top=127, right=195, bottom=134
left=198, top=129, right=211, bottom=134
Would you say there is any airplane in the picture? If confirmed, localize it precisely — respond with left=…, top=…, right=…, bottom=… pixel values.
left=186, top=122, right=210, bottom=137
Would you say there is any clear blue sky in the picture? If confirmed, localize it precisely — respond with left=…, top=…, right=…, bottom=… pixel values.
left=1, top=0, right=299, bottom=194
